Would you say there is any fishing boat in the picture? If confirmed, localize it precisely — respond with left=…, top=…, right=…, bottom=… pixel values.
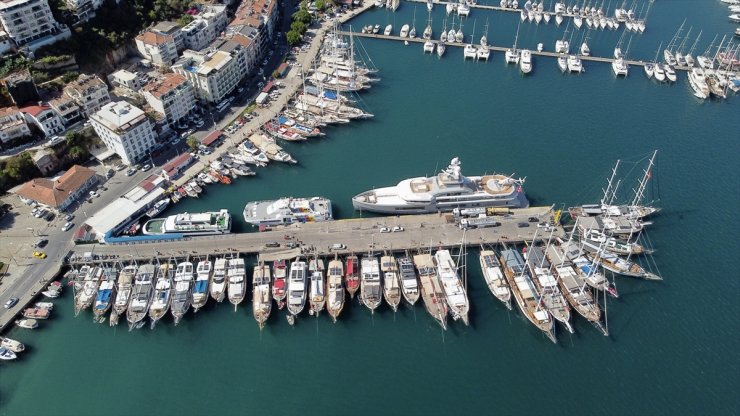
left=15, top=319, right=38, bottom=329
left=500, top=247, right=556, bottom=343
left=345, top=254, right=360, bottom=299
left=309, top=258, right=326, bottom=316
left=326, top=258, right=345, bottom=322
left=398, top=255, right=420, bottom=305
left=413, top=253, right=447, bottom=330
left=227, top=257, right=247, bottom=310
left=288, top=259, right=308, bottom=317
left=360, top=256, right=382, bottom=313
left=479, top=248, right=512, bottom=309
left=434, top=249, right=469, bottom=325
left=524, top=245, right=573, bottom=333
left=380, top=254, right=402, bottom=312
left=35, top=302, right=53, bottom=310
left=192, top=259, right=211, bottom=312
left=0, top=347, right=17, bottom=361
left=210, top=257, right=228, bottom=302
left=272, top=260, right=288, bottom=309
left=1, top=337, right=24, bottom=353
left=22, top=307, right=50, bottom=319
left=93, top=265, right=117, bottom=321
left=127, top=264, right=156, bottom=330
left=149, top=261, right=173, bottom=328
left=252, top=262, right=272, bottom=329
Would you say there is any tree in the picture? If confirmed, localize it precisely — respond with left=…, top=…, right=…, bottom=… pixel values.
left=290, top=21, right=306, bottom=34
left=186, top=135, right=199, bottom=151
left=315, top=0, right=326, bottom=11
left=286, top=30, right=302, bottom=46
left=292, top=9, right=312, bottom=24
left=177, top=14, right=194, bottom=26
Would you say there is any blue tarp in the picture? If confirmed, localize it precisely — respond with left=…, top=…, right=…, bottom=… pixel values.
left=194, top=280, right=208, bottom=293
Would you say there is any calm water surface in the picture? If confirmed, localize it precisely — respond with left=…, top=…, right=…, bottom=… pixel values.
left=1, top=1, right=738, bottom=415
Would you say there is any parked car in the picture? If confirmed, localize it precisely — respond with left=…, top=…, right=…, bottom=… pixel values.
left=126, top=168, right=136, bottom=177
left=265, top=242, right=280, bottom=248
left=392, top=226, right=405, bottom=232
left=62, top=222, right=74, bottom=232
left=65, top=214, right=74, bottom=221
left=331, top=243, right=346, bottom=250
left=44, top=212, right=55, bottom=221
left=517, top=222, right=530, bottom=228
left=89, top=191, right=100, bottom=198
left=4, top=297, right=18, bottom=309
left=141, top=164, right=152, bottom=171
left=34, top=238, right=48, bottom=248
left=33, top=251, right=47, bottom=259
left=379, top=227, right=391, bottom=233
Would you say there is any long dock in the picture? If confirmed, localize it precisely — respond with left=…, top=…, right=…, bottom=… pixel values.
left=68, top=206, right=561, bottom=266
left=341, top=30, right=663, bottom=68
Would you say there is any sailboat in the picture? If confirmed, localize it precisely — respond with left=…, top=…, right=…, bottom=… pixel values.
left=381, top=254, right=402, bottom=312
left=227, top=256, right=246, bottom=311
left=112, top=263, right=137, bottom=323
left=524, top=243, right=573, bottom=334
left=327, top=257, right=345, bottom=322
left=435, top=249, right=469, bottom=325
left=148, top=260, right=173, bottom=328
left=684, top=30, right=702, bottom=68
left=171, top=260, right=194, bottom=325
left=127, top=263, right=156, bottom=330
left=308, top=257, right=326, bottom=316
left=505, top=21, right=521, bottom=64
left=410, top=5, right=417, bottom=38
left=464, top=20, right=478, bottom=60
left=288, top=259, right=307, bottom=317
left=500, top=246, right=556, bottom=343
left=413, top=252, right=447, bottom=330
left=252, top=262, right=272, bottom=329
left=612, top=34, right=631, bottom=76
left=477, top=19, right=490, bottom=60
left=479, top=247, right=512, bottom=309
left=423, top=10, right=433, bottom=39
left=93, top=264, right=117, bottom=322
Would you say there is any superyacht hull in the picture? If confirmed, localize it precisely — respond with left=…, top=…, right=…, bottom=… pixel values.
left=352, top=191, right=529, bottom=214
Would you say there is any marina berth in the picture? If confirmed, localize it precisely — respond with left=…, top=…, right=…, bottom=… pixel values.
left=127, top=264, right=156, bottom=330
left=479, top=249, right=512, bottom=309
left=171, top=261, right=194, bottom=325
left=143, top=210, right=232, bottom=236
left=227, top=257, right=247, bottom=310
left=413, top=253, right=447, bottom=330
left=327, top=258, right=345, bottom=322
left=210, top=257, right=228, bottom=303
left=252, top=263, right=272, bottom=329
left=434, top=250, right=470, bottom=325
left=500, top=247, right=556, bottom=343
left=352, top=157, right=529, bottom=214
left=287, top=260, right=308, bottom=317
left=149, top=261, right=174, bottom=328
left=360, top=256, right=383, bottom=313
left=242, top=197, right=333, bottom=227
left=192, top=260, right=212, bottom=312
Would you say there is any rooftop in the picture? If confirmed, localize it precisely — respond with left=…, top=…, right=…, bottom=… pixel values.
left=136, top=31, right=174, bottom=46
left=91, top=101, right=148, bottom=133
left=199, top=50, right=231, bottom=75
left=162, top=153, right=194, bottom=177
left=15, top=165, right=96, bottom=208
left=110, top=69, right=138, bottom=82
left=65, top=74, right=106, bottom=96
left=143, top=73, right=188, bottom=98
left=19, top=104, right=51, bottom=117
left=151, top=21, right=181, bottom=35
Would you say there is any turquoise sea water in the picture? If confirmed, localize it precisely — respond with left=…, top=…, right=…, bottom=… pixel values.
left=2, top=1, right=739, bottom=415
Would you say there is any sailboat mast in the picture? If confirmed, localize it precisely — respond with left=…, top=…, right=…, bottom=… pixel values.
left=600, top=159, right=621, bottom=206
left=631, top=150, right=657, bottom=207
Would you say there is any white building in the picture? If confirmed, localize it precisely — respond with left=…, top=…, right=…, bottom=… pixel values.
left=0, top=0, right=69, bottom=48
left=20, top=104, right=64, bottom=138
left=108, top=69, right=143, bottom=91
left=151, top=21, right=183, bottom=51
left=63, top=74, right=110, bottom=117
left=0, top=106, right=31, bottom=143
left=172, top=48, right=243, bottom=103
left=135, top=31, right=178, bottom=67
left=180, top=4, right=227, bottom=51
left=142, top=73, right=196, bottom=128
left=48, top=96, right=82, bottom=126
left=90, top=101, right=156, bottom=166
left=63, top=0, right=103, bottom=23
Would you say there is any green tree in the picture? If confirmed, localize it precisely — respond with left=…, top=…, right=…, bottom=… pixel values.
left=286, top=30, right=302, bottom=46
left=315, top=0, right=326, bottom=11
left=177, top=14, right=194, bottom=26
left=292, top=9, right=312, bottom=24
left=186, top=135, right=199, bottom=151
left=290, top=21, right=306, bottom=34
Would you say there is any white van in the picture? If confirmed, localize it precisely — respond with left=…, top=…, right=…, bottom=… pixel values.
left=331, top=243, right=346, bottom=250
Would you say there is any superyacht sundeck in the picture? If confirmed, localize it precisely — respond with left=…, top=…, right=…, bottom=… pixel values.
left=127, top=264, right=156, bottom=330
left=148, top=261, right=173, bottom=328
left=227, top=257, right=247, bottom=310
left=398, top=255, right=420, bottom=305
left=479, top=249, right=512, bottom=309
left=309, top=258, right=326, bottom=316
left=327, top=258, right=345, bottom=322
left=192, top=259, right=211, bottom=312
left=360, top=256, right=382, bottom=313
left=434, top=250, right=469, bottom=325
left=288, top=260, right=308, bottom=316
left=171, top=261, right=194, bottom=325
left=352, top=157, right=528, bottom=214
left=243, top=197, right=333, bottom=226
left=272, top=260, right=287, bottom=309
left=210, top=257, right=228, bottom=302
left=413, top=253, right=447, bottom=330
left=252, top=263, right=272, bottom=329
left=381, top=254, right=402, bottom=312
left=500, top=248, right=555, bottom=343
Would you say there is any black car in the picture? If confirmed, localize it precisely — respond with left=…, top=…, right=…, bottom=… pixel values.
left=265, top=242, right=280, bottom=248
left=517, top=222, right=530, bottom=228
left=34, top=238, right=49, bottom=248
left=45, top=212, right=55, bottom=221
left=528, top=217, right=539, bottom=222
